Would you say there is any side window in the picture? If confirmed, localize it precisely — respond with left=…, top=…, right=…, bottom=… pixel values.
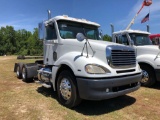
left=116, top=34, right=129, bottom=45
left=156, top=37, right=160, bottom=45
left=45, top=23, right=57, bottom=40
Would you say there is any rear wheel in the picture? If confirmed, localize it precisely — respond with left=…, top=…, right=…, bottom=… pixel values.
left=57, top=70, right=81, bottom=108
left=16, top=63, right=23, bottom=79
left=22, top=65, right=33, bottom=82
left=140, top=65, right=155, bottom=87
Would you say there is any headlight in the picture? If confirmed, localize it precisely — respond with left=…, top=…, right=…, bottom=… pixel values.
left=85, top=64, right=111, bottom=74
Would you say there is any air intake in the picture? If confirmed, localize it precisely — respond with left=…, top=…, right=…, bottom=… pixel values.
left=111, top=49, right=136, bottom=68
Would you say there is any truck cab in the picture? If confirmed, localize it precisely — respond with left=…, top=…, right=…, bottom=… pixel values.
left=149, top=34, right=160, bottom=45
left=15, top=15, right=142, bottom=108
left=112, top=29, right=160, bottom=87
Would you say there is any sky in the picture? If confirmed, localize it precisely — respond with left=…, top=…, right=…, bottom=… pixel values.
left=0, top=0, right=159, bottom=36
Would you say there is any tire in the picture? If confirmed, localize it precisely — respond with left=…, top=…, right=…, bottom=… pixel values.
left=17, top=55, right=25, bottom=59
left=16, top=63, right=23, bottom=79
left=140, top=65, right=156, bottom=87
left=22, top=64, right=33, bottom=82
left=57, top=70, right=81, bottom=108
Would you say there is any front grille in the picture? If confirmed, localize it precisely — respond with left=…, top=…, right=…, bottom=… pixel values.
left=111, top=50, right=136, bottom=68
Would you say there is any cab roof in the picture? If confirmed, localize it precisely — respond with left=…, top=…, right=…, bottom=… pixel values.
left=44, top=15, right=100, bottom=27
left=113, top=29, right=150, bottom=35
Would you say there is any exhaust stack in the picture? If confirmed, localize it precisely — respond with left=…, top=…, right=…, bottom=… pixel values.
left=110, top=23, right=114, bottom=34
left=47, top=10, right=51, bottom=20
left=147, top=24, right=150, bottom=32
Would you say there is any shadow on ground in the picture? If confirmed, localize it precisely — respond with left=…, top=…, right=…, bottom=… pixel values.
left=37, top=86, right=136, bottom=115
left=74, top=95, right=136, bottom=115
left=36, top=86, right=57, bottom=98
left=150, top=81, right=160, bottom=90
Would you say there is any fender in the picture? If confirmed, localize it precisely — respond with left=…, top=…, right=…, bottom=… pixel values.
left=51, top=51, right=85, bottom=91
left=137, top=54, right=156, bottom=68
left=51, top=51, right=112, bottom=86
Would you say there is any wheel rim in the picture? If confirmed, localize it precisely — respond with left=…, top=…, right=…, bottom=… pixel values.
left=141, top=70, right=149, bottom=83
left=59, top=78, right=71, bottom=100
left=16, top=66, right=20, bottom=76
left=22, top=68, right=26, bottom=80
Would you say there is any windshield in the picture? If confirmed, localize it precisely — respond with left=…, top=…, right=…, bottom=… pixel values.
left=129, top=33, right=152, bottom=46
left=57, top=20, right=101, bottom=40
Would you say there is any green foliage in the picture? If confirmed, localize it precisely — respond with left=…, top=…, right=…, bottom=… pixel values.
left=103, top=34, right=112, bottom=42
left=0, top=26, right=42, bottom=56
left=0, top=26, right=112, bottom=56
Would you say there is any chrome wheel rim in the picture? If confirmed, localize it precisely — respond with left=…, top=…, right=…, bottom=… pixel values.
left=60, top=78, right=71, bottom=100
left=16, top=66, right=20, bottom=76
left=141, top=70, right=149, bottom=83
left=22, top=68, right=26, bottom=80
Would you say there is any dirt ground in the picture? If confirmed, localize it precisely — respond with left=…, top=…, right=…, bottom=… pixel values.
left=0, top=56, right=160, bottom=120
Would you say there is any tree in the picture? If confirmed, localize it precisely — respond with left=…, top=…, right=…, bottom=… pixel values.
left=0, top=26, right=16, bottom=55
left=27, top=28, right=43, bottom=55
left=103, top=34, right=112, bottom=42
left=15, top=29, right=32, bottom=55
left=0, top=26, right=42, bottom=56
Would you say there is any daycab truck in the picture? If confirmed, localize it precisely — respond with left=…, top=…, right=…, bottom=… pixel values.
left=14, top=12, right=142, bottom=108
left=112, top=29, right=160, bottom=87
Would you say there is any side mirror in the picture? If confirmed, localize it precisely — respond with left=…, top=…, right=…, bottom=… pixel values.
left=130, top=40, right=134, bottom=46
left=38, top=22, right=45, bottom=40
left=99, top=29, right=103, bottom=39
left=76, top=33, right=85, bottom=42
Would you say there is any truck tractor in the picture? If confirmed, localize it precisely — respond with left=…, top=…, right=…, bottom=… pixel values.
left=112, top=29, right=160, bottom=87
left=14, top=11, right=142, bottom=108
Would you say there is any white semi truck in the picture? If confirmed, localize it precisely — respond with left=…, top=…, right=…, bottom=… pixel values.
left=112, top=29, right=160, bottom=87
left=14, top=12, right=142, bottom=108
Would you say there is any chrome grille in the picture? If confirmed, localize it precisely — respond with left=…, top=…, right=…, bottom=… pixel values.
left=111, top=50, right=136, bottom=68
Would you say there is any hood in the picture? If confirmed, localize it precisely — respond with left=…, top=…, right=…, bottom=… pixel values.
left=136, top=45, right=160, bottom=56
left=62, top=38, right=134, bottom=56
left=89, top=40, right=130, bottom=51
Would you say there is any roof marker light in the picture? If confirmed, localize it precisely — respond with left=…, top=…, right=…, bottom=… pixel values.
left=63, top=15, right=68, bottom=18
left=81, top=19, right=86, bottom=21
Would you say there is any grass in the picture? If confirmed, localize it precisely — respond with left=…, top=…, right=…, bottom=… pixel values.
left=0, top=56, right=160, bottom=120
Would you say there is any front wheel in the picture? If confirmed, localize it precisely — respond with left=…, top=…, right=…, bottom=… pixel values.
left=140, top=65, right=155, bottom=87
left=57, top=70, right=81, bottom=108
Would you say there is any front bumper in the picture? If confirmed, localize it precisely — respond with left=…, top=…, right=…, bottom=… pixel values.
left=155, top=69, right=160, bottom=81
left=76, top=73, right=142, bottom=100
